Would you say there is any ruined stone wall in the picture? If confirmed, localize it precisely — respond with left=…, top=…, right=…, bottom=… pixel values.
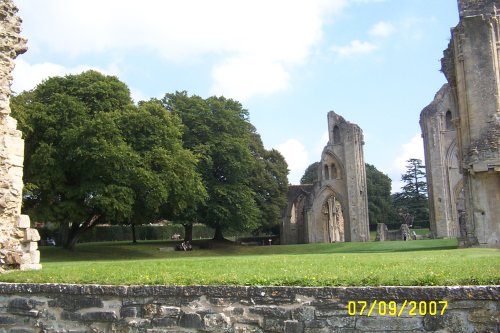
left=375, top=223, right=414, bottom=241
left=419, top=85, right=461, bottom=239
left=341, top=118, right=369, bottom=242
left=459, top=0, right=499, bottom=16
left=0, top=283, right=498, bottom=332
left=0, top=0, right=41, bottom=270
left=310, top=111, right=369, bottom=243
left=281, top=112, right=369, bottom=244
left=440, top=0, right=500, bottom=247
left=280, top=185, right=312, bottom=245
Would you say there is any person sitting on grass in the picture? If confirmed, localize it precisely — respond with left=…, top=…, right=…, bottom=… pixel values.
left=46, top=237, right=56, bottom=246
left=175, top=241, right=192, bottom=251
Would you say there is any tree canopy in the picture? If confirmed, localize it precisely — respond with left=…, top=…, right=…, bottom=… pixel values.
left=162, top=92, right=288, bottom=240
left=11, top=71, right=205, bottom=248
left=365, top=163, right=397, bottom=228
left=392, top=158, right=429, bottom=228
left=248, top=130, right=289, bottom=234
left=300, top=162, right=320, bottom=184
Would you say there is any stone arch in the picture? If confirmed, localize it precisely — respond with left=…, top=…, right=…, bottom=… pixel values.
left=446, top=140, right=459, bottom=169
left=310, top=186, right=347, bottom=243
left=321, top=195, right=345, bottom=242
left=444, top=140, right=461, bottom=237
left=283, top=190, right=309, bottom=244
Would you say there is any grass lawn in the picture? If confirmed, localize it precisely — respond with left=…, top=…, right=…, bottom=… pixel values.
left=1, top=238, right=498, bottom=286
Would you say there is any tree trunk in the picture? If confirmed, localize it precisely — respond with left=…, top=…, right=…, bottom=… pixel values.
left=183, top=223, right=193, bottom=242
left=63, top=214, right=100, bottom=250
left=59, top=222, right=69, bottom=247
left=213, top=225, right=225, bottom=241
left=131, top=223, right=137, bottom=244
left=64, top=223, right=83, bottom=250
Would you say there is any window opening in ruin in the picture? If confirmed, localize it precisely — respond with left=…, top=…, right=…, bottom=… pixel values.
left=333, top=125, right=341, bottom=144
left=331, top=163, right=337, bottom=179
left=324, top=164, right=330, bottom=180
left=290, top=203, right=297, bottom=224
left=445, top=110, right=453, bottom=130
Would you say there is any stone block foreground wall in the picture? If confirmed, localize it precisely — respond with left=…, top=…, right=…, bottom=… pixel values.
left=0, top=283, right=498, bottom=332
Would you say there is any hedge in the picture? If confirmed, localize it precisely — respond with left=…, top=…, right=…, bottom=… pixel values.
left=38, top=224, right=214, bottom=244
left=39, top=224, right=258, bottom=244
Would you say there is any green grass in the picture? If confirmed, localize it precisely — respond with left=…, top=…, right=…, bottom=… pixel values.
left=1, top=239, right=498, bottom=286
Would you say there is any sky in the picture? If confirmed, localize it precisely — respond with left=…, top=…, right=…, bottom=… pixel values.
left=12, top=0, right=459, bottom=192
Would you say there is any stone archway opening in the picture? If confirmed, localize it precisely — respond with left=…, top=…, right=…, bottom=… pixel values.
left=322, top=195, right=345, bottom=242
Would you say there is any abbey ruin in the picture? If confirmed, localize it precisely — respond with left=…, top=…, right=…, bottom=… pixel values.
left=0, top=0, right=41, bottom=270
left=421, top=0, right=500, bottom=247
left=420, top=85, right=462, bottom=239
left=0, top=0, right=498, bottom=264
left=281, top=111, right=370, bottom=244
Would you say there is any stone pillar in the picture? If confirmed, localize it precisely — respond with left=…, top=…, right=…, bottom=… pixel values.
left=375, top=223, right=389, bottom=241
left=0, top=0, right=41, bottom=271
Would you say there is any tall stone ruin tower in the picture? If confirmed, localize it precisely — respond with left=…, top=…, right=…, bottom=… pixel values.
left=420, top=85, right=462, bottom=239
left=438, top=0, right=500, bottom=247
left=0, top=0, right=41, bottom=270
left=316, top=111, right=370, bottom=242
left=281, top=111, right=370, bottom=244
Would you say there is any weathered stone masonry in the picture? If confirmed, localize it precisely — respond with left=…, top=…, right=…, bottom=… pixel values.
left=420, top=85, right=462, bottom=239
left=281, top=111, right=369, bottom=245
left=0, top=283, right=498, bottom=332
left=437, top=0, right=500, bottom=247
left=0, top=0, right=41, bottom=271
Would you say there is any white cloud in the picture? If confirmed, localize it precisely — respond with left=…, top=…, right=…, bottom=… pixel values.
left=129, top=88, right=149, bottom=104
left=211, top=56, right=290, bottom=101
left=369, top=21, right=395, bottom=38
left=12, top=59, right=120, bottom=93
left=16, top=0, right=347, bottom=100
left=275, top=138, right=310, bottom=184
left=315, top=130, right=329, bottom=155
left=390, top=133, right=425, bottom=192
left=331, top=40, right=378, bottom=57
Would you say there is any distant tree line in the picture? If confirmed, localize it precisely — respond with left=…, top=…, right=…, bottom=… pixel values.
left=11, top=71, right=288, bottom=249
left=300, top=159, right=429, bottom=229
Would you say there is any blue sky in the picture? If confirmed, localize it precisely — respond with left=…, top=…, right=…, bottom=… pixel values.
left=12, top=0, right=459, bottom=191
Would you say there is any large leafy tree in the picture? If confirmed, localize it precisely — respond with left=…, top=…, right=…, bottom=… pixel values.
left=118, top=100, right=207, bottom=241
left=300, top=162, right=320, bottom=184
left=392, top=158, right=429, bottom=228
left=11, top=71, right=204, bottom=249
left=365, top=163, right=397, bottom=228
left=248, top=130, right=288, bottom=234
left=162, top=92, right=286, bottom=240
